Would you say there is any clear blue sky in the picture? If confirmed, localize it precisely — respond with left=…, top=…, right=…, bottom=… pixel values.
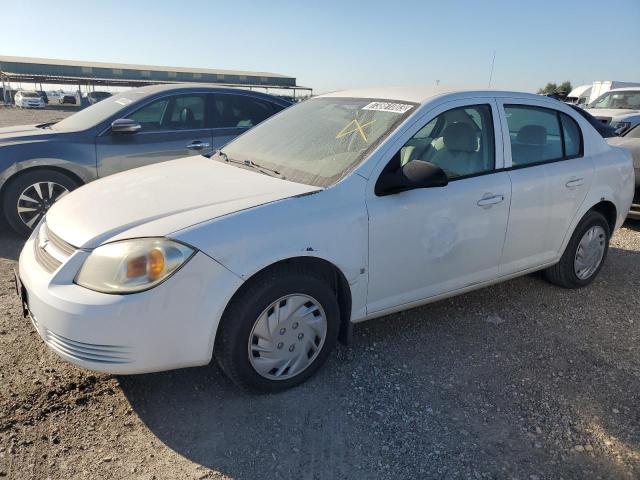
left=5, top=0, right=640, bottom=93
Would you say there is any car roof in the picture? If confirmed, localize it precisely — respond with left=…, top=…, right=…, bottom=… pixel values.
left=126, top=83, right=292, bottom=105
left=317, top=86, right=547, bottom=105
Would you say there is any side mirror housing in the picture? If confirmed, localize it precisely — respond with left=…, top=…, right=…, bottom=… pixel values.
left=111, top=118, right=141, bottom=134
left=375, top=160, right=448, bottom=196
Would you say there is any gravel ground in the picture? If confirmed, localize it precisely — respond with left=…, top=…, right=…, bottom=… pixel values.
left=1, top=107, right=639, bottom=479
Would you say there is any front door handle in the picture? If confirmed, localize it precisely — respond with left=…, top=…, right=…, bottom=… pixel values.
left=477, top=194, right=504, bottom=208
left=565, top=178, right=584, bottom=189
left=186, top=141, right=211, bottom=151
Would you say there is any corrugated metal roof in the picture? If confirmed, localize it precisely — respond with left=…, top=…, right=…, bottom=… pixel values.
left=0, top=55, right=292, bottom=79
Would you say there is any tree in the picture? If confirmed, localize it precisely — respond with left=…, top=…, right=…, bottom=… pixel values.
left=537, top=81, right=573, bottom=94
left=557, top=81, right=573, bottom=94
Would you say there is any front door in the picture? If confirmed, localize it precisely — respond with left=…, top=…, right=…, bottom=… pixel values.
left=96, top=93, right=214, bottom=177
left=366, top=100, right=511, bottom=314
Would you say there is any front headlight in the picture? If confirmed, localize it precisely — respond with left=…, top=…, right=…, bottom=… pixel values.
left=75, top=238, right=195, bottom=294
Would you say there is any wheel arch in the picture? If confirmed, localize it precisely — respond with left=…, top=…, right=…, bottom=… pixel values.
left=589, top=200, right=617, bottom=233
left=220, top=256, right=354, bottom=346
left=0, top=165, right=85, bottom=204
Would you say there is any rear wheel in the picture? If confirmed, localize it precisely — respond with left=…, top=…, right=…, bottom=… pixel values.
left=215, top=265, right=340, bottom=392
left=544, top=210, right=610, bottom=288
left=3, top=170, right=79, bottom=236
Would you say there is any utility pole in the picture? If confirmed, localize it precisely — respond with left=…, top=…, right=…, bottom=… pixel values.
left=488, top=50, right=496, bottom=88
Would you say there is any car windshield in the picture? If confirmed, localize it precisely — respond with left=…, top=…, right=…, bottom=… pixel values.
left=53, top=90, right=145, bottom=131
left=22, top=92, right=39, bottom=98
left=589, top=91, right=640, bottom=110
left=217, top=97, right=417, bottom=187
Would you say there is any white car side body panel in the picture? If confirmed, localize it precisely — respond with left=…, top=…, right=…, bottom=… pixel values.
left=171, top=175, right=371, bottom=322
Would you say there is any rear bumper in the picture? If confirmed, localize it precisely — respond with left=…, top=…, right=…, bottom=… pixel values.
left=18, top=235, right=243, bottom=374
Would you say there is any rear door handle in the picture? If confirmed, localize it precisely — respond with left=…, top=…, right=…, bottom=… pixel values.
left=565, top=178, right=584, bottom=189
left=477, top=194, right=504, bottom=208
left=186, top=141, right=210, bottom=151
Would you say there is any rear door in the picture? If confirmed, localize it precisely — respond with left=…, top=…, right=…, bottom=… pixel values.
left=211, top=93, right=285, bottom=147
left=96, top=93, right=214, bottom=177
left=497, top=99, right=593, bottom=275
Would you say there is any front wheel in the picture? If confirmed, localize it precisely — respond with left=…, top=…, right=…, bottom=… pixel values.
left=215, top=265, right=340, bottom=392
left=3, top=170, right=79, bottom=237
left=544, top=210, right=610, bottom=288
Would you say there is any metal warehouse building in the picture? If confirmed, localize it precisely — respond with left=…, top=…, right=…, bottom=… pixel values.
left=0, top=55, right=311, bottom=101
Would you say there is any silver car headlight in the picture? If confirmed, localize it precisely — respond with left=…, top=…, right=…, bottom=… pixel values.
left=75, top=238, right=195, bottom=294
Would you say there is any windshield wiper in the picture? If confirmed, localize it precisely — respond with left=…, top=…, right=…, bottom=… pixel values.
left=35, top=120, right=62, bottom=129
left=215, top=150, right=284, bottom=179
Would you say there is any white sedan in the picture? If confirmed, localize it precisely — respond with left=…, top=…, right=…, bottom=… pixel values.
left=17, top=87, right=635, bottom=392
left=14, top=91, right=45, bottom=108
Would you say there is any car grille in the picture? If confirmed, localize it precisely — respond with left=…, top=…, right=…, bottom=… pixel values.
left=34, top=223, right=77, bottom=273
left=43, top=326, right=132, bottom=364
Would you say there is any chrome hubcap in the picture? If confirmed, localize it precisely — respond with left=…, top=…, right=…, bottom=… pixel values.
left=17, top=182, right=69, bottom=229
left=248, top=294, right=327, bottom=380
left=574, top=225, right=606, bottom=280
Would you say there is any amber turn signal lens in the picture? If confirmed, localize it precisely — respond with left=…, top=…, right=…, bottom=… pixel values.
left=126, top=255, right=147, bottom=278
left=147, top=248, right=165, bottom=281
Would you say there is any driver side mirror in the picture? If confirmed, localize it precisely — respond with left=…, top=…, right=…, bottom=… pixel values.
left=375, top=160, right=448, bottom=196
left=111, top=118, right=141, bottom=134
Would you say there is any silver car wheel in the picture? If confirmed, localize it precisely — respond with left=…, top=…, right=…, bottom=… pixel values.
left=574, top=225, right=606, bottom=280
left=17, top=182, right=69, bottom=229
left=248, top=294, right=328, bottom=381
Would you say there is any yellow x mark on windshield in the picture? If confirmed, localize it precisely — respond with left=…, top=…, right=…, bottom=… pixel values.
left=336, top=119, right=376, bottom=141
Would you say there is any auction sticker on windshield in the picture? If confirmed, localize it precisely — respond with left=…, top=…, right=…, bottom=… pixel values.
left=362, top=102, right=413, bottom=114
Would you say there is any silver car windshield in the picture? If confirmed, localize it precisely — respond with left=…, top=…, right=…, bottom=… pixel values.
left=217, top=97, right=416, bottom=188
left=53, top=91, right=146, bottom=131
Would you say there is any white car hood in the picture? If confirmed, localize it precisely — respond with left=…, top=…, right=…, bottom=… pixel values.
left=46, top=156, right=320, bottom=249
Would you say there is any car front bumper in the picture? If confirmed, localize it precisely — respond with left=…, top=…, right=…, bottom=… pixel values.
left=18, top=234, right=243, bottom=374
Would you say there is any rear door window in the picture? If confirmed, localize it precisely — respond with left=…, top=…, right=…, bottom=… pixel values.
left=504, top=105, right=583, bottom=166
left=504, top=105, right=563, bottom=166
left=214, top=94, right=276, bottom=128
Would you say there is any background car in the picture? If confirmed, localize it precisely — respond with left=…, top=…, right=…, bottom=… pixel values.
left=14, top=91, right=45, bottom=108
left=0, top=84, right=291, bottom=235
left=86, top=91, right=112, bottom=104
left=36, top=90, right=49, bottom=104
left=585, top=87, right=640, bottom=135
left=607, top=123, right=640, bottom=219
left=58, top=92, right=80, bottom=105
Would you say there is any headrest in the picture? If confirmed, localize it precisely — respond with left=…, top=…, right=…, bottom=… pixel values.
left=180, top=107, right=195, bottom=124
left=443, top=122, right=476, bottom=152
left=517, top=125, right=546, bottom=145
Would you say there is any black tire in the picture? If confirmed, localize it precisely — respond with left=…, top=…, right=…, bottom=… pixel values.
left=214, top=264, right=340, bottom=393
left=544, top=210, right=610, bottom=289
left=3, top=169, right=79, bottom=237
